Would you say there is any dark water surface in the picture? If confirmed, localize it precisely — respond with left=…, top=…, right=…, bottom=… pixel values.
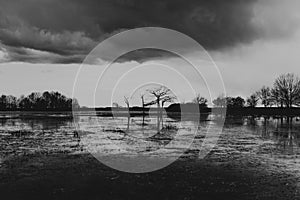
left=0, top=112, right=300, bottom=199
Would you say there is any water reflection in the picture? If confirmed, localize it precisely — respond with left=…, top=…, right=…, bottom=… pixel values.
left=0, top=113, right=73, bottom=131
left=1, top=112, right=300, bottom=158
left=229, top=116, right=300, bottom=156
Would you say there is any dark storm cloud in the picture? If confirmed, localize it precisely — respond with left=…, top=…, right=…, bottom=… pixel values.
left=0, top=0, right=298, bottom=63
left=115, top=48, right=177, bottom=63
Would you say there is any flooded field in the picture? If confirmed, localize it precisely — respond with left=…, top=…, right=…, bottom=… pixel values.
left=0, top=112, right=300, bottom=199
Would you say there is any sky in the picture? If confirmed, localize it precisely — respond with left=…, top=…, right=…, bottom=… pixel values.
left=0, top=0, right=300, bottom=107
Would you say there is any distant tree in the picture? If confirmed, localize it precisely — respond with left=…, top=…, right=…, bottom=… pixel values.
left=27, top=92, right=41, bottom=110
left=234, top=96, right=245, bottom=108
left=270, top=88, right=284, bottom=107
left=50, top=91, right=64, bottom=110
left=256, top=86, right=272, bottom=107
left=227, top=96, right=245, bottom=108
left=0, top=91, right=80, bottom=111
left=192, top=94, right=208, bottom=107
left=112, top=102, right=120, bottom=108
left=6, top=95, right=17, bottom=110
left=272, top=73, right=300, bottom=107
left=0, top=95, right=8, bottom=110
left=17, top=95, right=31, bottom=110
left=246, top=94, right=259, bottom=108
left=42, top=91, right=51, bottom=104
left=213, top=95, right=227, bottom=108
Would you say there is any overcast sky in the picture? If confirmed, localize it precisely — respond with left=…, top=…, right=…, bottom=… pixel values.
left=0, top=0, right=300, bottom=106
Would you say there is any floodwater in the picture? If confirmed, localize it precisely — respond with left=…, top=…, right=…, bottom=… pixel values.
left=0, top=112, right=300, bottom=199
left=0, top=113, right=300, bottom=164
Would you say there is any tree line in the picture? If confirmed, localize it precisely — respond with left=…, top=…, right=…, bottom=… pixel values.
left=135, top=73, right=300, bottom=109
left=213, top=73, right=300, bottom=108
left=0, top=91, right=80, bottom=111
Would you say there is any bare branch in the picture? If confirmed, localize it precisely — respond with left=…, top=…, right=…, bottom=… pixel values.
left=124, top=96, right=130, bottom=108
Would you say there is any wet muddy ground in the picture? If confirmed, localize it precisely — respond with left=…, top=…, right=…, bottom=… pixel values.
left=0, top=115, right=300, bottom=199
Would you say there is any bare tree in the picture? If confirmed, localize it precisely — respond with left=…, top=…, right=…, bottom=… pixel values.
left=161, top=95, right=176, bottom=108
left=256, top=86, right=272, bottom=107
left=140, top=94, right=146, bottom=125
left=124, top=96, right=130, bottom=131
left=271, top=88, right=283, bottom=107
left=124, top=96, right=130, bottom=109
left=147, top=86, right=176, bottom=131
left=147, top=86, right=174, bottom=110
left=246, top=94, right=259, bottom=108
left=272, top=73, right=300, bottom=107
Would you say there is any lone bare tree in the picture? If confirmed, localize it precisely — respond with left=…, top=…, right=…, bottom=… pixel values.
left=147, top=86, right=176, bottom=131
left=272, top=73, right=300, bottom=107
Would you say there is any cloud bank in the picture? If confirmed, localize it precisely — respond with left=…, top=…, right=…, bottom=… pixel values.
left=0, top=0, right=299, bottom=63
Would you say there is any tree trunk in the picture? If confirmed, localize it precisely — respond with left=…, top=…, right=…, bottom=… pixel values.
left=157, top=99, right=160, bottom=132
left=161, top=102, right=165, bottom=127
left=141, top=96, right=145, bottom=126
left=126, top=104, right=130, bottom=132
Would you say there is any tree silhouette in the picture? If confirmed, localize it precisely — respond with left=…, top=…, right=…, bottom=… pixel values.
left=6, top=95, right=17, bottom=110
left=213, top=95, right=245, bottom=108
left=226, top=96, right=245, bottom=108
left=213, top=95, right=227, bottom=108
left=192, top=94, right=208, bottom=107
left=256, top=86, right=272, bottom=107
left=124, top=96, right=130, bottom=131
left=246, top=94, right=258, bottom=108
left=271, top=88, right=284, bottom=107
left=161, top=95, right=176, bottom=108
left=140, top=94, right=146, bottom=125
left=272, top=73, right=300, bottom=108
left=0, top=91, right=79, bottom=111
left=124, top=96, right=130, bottom=108
left=147, top=86, right=176, bottom=131
left=0, top=95, right=7, bottom=110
